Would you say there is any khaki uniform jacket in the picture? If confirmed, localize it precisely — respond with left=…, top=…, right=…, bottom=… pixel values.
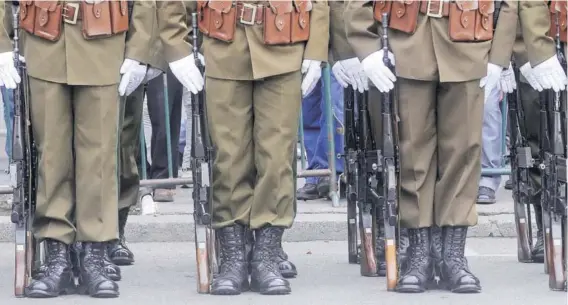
left=329, top=1, right=356, bottom=64
left=344, top=0, right=519, bottom=83
left=0, top=3, right=12, bottom=52
left=181, top=0, right=329, bottom=80
left=2, top=1, right=155, bottom=86
left=490, top=0, right=555, bottom=69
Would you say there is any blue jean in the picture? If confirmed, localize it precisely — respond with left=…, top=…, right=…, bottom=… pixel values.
left=2, top=86, right=14, bottom=160
left=479, top=86, right=503, bottom=192
left=302, top=72, right=344, bottom=185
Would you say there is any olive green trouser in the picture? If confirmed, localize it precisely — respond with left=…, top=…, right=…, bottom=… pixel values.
left=517, top=81, right=542, bottom=204
left=205, top=71, right=301, bottom=229
left=29, top=77, right=120, bottom=244
left=118, top=85, right=145, bottom=210
left=367, top=79, right=484, bottom=228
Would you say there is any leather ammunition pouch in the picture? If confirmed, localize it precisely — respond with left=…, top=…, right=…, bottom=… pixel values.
left=373, top=0, right=495, bottom=41
left=197, top=0, right=311, bottom=45
left=19, top=0, right=129, bottom=42
left=549, top=1, right=567, bottom=43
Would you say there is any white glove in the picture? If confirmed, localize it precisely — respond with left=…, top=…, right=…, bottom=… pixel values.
left=332, top=57, right=368, bottom=93
left=519, top=62, right=542, bottom=92
left=499, top=62, right=516, bottom=94
left=301, top=59, right=321, bottom=97
left=143, top=67, right=163, bottom=83
left=530, top=55, right=567, bottom=92
left=0, top=52, right=21, bottom=89
left=169, top=54, right=204, bottom=94
left=361, top=50, right=396, bottom=93
left=480, top=63, right=503, bottom=102
left=118, top=59, right=147, bottom=96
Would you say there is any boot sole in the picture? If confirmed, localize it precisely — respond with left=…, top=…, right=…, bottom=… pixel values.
left=395, top=285, right=426, bottom=293
left=211, top=282, right=250, bottom=295
left=25, top=287, right=75, bottom=298
left=90, top=290, right=120, bottom=298
left=439, top=281, right=481, bottom=293
left=281, top=270, right=297, bottom=279
left=250, top=281, right=291, bottom=295
left=111, top=257, right=135, bottom=266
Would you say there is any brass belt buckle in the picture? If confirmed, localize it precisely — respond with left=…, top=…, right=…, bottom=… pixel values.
left=63, top=2, right=79, bottom=25
left=426, top=0, right=443, bottom=18
left=239, top=3, right=257, bottom=25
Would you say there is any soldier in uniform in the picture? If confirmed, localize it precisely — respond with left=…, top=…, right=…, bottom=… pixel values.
left=109, top=6, right=165, bottom=268
left=154, top=2, right=321, bottom=293
left=492, top=1, right=568, bottom=264
left=344, top=0, right=565, bottom=294
left=0, top=0, right=154, bottom=298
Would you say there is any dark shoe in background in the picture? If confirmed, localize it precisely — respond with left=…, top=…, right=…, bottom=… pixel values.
left=296, top=183, right=321, bottom=201
left=504, top=179, right=513, bottom=190
left=476, top=186, right=496, bottom=205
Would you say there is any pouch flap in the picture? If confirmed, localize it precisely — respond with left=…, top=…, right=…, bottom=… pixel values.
left=269, top=0, right=293, bottom=14
left=119, top=0, right=127, bottom=16
left=293, top=0, right=312, bottom=12
left=208, top=0, right=232, bottom=13
left=34, top=0, right=58, bottom=11
left=477, top=0, right=494, bottom=15
left=92, top=2, right=105, bottom=18
left=456, top=0, right=479, bottom=11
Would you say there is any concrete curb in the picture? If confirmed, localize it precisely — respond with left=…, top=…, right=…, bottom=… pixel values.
left=0, top=212, right=532, bottom=243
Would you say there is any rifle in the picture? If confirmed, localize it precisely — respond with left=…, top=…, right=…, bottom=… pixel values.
left=342, top=86, right=360, bottom=265
left=190, top=12, right=217, bottom=294
left=376, top=12, right=399, bottom=290
left=10, top=5, right=38, bottom=297
left=544, top=10, right=567, bottom=291
left=507, top=60, right=535, bottom=263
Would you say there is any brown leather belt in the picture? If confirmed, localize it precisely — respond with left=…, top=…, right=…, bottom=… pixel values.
left=63, top=2, right=82, bottom=24
left=419, top=0, right=450, bottom=17
left=236, top=2, right=264, bottom=25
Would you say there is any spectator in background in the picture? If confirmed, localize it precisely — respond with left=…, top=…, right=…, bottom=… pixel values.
left=2, top=86, right=13, bottom=162
left=478, top=86, right=504, bottom=204
left=296, top=72, right=344, bottom=200
left=178, top=91, right=192, bottom=189
left=145, top=69, right=183, bottom=202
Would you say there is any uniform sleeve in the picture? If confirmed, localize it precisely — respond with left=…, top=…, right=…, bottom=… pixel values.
left=344, top=0, right=379, bottom=62
left=489, top=0, right=518, bottom=68
left=303, top=0, right=330, bottom=62
left=329, top=1, right=356, bottom=61
left=0, top=2, right=13, bottom=53
left=156, top=1, right=192, bottom=64
left=519, top=1, right=555, bottom=67
left=125, top=0, right=155, bottom=63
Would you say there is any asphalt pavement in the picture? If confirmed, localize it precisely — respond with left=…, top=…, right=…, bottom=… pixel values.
left=0, top=239, right=565, bottom=305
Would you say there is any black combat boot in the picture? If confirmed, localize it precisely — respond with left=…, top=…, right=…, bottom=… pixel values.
left=395, top=228, right=435, bottom=293
left=531, top=204, right=545, bottom=263
left=397, top=228, right=410, bottom=270
left=439, top=226, right=481, bottom=293
left=275, top=244, right=298, bottom=278
left=77, top=242, right=119, bottom=298
left=429, top=226, right=444, bottom=289
left=109, top=208, right=134, bottom=266
left=211, top=225, right=250, bottom=295
left=250, top=226, right=291, bottom=295
left=246, top=228, right=298, bottom=278
left=25, top=239, right=75, bottom=298
left=73, top=242, right=120, bottom=282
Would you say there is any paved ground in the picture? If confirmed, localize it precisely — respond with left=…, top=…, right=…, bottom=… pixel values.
left=0, top=239, right=565, bottom=305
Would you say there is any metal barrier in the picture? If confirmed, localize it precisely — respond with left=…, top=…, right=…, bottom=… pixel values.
left=297, top=64, right=341, bottom=207
left=137, top=75, right=194, bottom=214
left=480, top=96, right=512, bottom=177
